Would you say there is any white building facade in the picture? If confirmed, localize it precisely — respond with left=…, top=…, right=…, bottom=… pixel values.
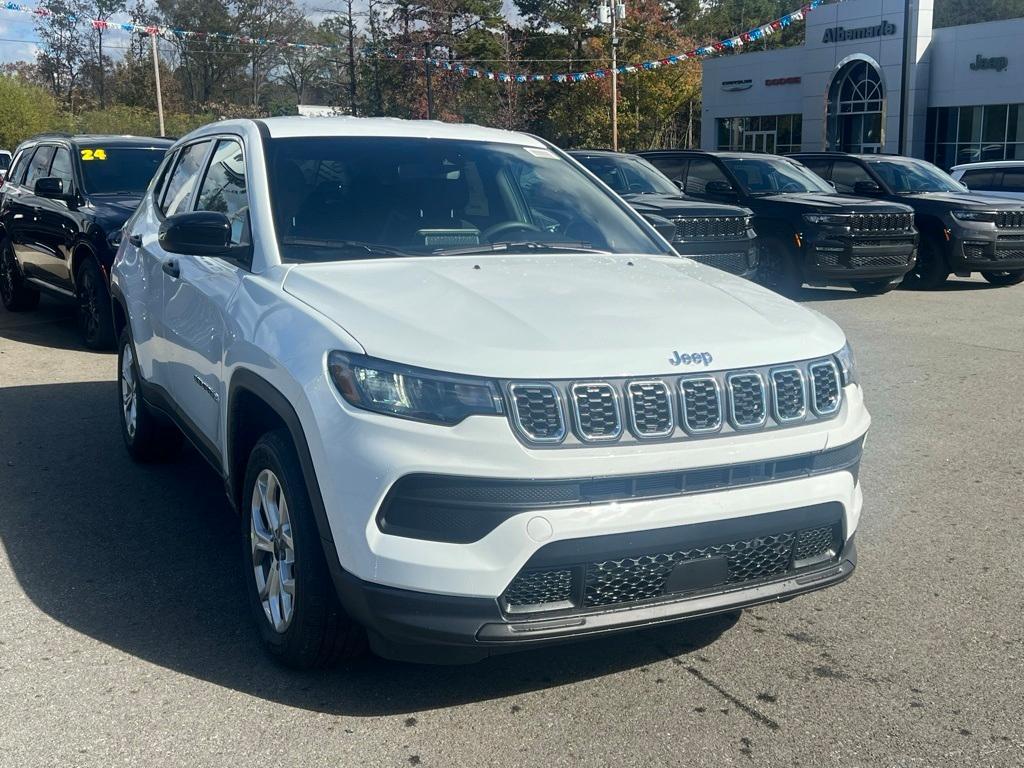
left=700, top=0, right=1024, bottom=168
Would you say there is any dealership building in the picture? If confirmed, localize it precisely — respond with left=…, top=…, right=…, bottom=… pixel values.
left=700, top=0, right=1024, bottom=167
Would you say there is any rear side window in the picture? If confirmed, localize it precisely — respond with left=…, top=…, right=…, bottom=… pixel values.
left=684, top=158, right=731, bottom=196
left=831, top=161, right=876, bottom=194
left=960, top=169, right=997, bottom=189
left=160, top=140, right=211, bottom=216
left=24, top=145, right=55, bottom=189
left=6, top=150, right=30, bottom=185
left=800, top=159, right=832, bottom=179
left=1000, top=168, right=1024, bottom=192
left=195, top=139, right=250, bottom=246
left=647, top=156, right=688, bottom=185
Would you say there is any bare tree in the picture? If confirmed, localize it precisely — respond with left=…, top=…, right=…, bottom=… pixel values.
left=36, top=0, right=91, bottom=110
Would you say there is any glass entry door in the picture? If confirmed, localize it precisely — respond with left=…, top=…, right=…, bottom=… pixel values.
left=742, top=131, right=777, bottom=154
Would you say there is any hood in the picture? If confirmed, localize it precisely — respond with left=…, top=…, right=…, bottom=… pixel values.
left=623, top=193, right=748, bottom=218
left=87, top=195, right=142, bottom=230
left=757, top=192, right=912, bottom=212
left=901, top=191, right=1024, bottom=210
left=282, top=254, right=845, bottom=379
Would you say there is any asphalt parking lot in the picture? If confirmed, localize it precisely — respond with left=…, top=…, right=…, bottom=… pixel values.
left=0, top=279, right=1022, bottom=768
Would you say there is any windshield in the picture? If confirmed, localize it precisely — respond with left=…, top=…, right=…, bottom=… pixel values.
left=572, top=153, right=680, bottom=196
left=721, top=156, right=834, bottom=195
left=265, top=137, right=670, bottom=262
left=79, top=145, right=168, bottom=195
left=868, top=158, right=967, bottom=194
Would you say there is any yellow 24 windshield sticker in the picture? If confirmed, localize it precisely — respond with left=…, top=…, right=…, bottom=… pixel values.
left=80, top=149, right=108, bottom=161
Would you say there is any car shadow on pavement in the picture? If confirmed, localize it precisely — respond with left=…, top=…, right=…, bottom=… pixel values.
left=0, top=379, right=738, bottom=716
left=0, top=297, right=101, bottom=354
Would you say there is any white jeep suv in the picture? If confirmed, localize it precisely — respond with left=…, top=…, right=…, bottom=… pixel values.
left=111, top=117, right=869, bottom=667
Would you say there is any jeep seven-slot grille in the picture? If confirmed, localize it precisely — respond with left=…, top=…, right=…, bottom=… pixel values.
left=995, top=211, right=1024, bottom=229
left=506, top=358, right=844, bottom=446
left=673, top=215, right=748, bottom=240
left=500, top=523, right=841, bottom=612
left=849, top=212, right=915, bottom=232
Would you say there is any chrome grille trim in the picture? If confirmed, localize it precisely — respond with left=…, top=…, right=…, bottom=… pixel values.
left=678, top=376, right=723, bottom=435
left=809, top=360, right=842, bottom=416
left=508, top=383, right=566, bottom=443
left=673, top=215, right=749, bottom=241
left=769, top=366, right=807, bottom=424
left=570, top=382, right=622, bottom=442
left=726, top=372, right=767, bottom=430
left=626, top=380, right=675, bottom=438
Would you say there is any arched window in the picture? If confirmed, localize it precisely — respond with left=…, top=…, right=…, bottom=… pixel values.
left=827, top=59, right=885, bottom=153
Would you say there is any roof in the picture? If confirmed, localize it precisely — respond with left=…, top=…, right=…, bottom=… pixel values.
left=950, top=160, right=1024, bottom=171
left=638, top=150, right=777, bottom=160
left=568, top=149, right=628, bottom=157
left=257, top=116, right=545, bottom=147
left=22, top=133, right=173, bottom=147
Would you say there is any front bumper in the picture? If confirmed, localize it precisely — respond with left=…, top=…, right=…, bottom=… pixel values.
left=948, top=225, right=1024, bottom=271
left=331, top=517, right=857, bottom=663
left=801, top=230, right=917, bottom=281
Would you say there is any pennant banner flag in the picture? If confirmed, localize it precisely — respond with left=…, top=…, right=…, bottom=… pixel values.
left=2, top=0, right=831, bottom=85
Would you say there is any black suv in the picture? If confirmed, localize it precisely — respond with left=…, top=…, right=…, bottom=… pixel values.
left=0, top=134, right=172, bottom=347
left=792, top=152, right=1024, bottom=288
left=638, top=150, right=918, bottom=295
left=569, top=150, right=758, bottom=278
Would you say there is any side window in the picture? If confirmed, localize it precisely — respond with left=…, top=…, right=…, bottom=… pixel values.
left=801, top=159, right=832, bottom=180
left=960, top=169, right=995, bottom=189
left=195, top=139, right=250, bottom=246
left=160, top=141, right=211, bottom=216
left=649, top=157, right=688, bottom=185
left=24, top=145, right=56, bottom=189
left=49, top=147, right=74, bottom=191
left=831, top=161, right=876, bottom=194
left=684, top=158, right=730, bottom=196
left=1002, top=169, right=1024, bottom=192
left=6, top=150, right=30, bottom=186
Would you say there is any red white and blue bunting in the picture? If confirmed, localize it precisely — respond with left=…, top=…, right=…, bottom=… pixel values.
left=2, top=0, right=829, bottom=84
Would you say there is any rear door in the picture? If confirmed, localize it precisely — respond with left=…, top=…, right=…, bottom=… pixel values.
left=11, top=144, right=56, bottom=281
left=160, top=137, right=249, bottom=449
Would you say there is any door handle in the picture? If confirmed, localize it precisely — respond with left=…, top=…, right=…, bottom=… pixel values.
left=129, top=233, right=142, bottom=247
left=162, top=258, right=180, bottom=279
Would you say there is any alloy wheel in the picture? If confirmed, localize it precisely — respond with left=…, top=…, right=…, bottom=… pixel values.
left=0, top=246, right=13, bottom=304
left=251, top=468, right=296, bottom=633
left=120, top=344, right=138, bottom=440
left=78, top=269, right=100, bottom=340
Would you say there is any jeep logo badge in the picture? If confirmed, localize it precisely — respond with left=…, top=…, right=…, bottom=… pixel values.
left=669, top=351, right=714, bottom=367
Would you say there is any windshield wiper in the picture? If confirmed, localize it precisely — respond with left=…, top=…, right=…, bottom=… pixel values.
left=432, top=241, right=608, bottom=256
left=281, top=237, right=411, bottom=258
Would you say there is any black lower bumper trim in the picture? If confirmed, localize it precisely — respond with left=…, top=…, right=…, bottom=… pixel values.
left=329, top=532, right=857, bottom=664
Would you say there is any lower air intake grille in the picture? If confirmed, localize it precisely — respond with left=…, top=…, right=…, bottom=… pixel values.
left=500, top=522, right=842, bottom=612
left=691, top=251, right=751, bottom=274
left=509, top=384, right=565, bottom=442
left=995, top=245, right=1024, bottom=261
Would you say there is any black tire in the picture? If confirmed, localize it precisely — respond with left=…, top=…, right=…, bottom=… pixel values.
left=850, top=278, right=897, bottom=295
left=117, top=327, right=182, bottom=462
left=980, top=269, right=1024, bottom=286
left=242, top=428, right=366, bottom=669
left=0, top=235, right=40, bottom=312
left=901, top=235, right=948, bottom=290
left=757, top=236, right=804, bottom=297
left=76, top=257, right=115, bottom=350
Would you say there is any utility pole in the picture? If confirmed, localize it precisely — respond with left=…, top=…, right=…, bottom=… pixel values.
left=424, top=41, right=434, bottom=120
left=150, top=32, right=165, bottom=137
left=599, top=1, right=626, bottom=151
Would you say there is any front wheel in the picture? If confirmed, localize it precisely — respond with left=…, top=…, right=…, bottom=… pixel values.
left=0, top=236, right=40, bottom=312
left=242, top=429, right=366, bottom=668
left=901, top=236, right=948, bottom=290
left=981, top=269, right=1024, bottom=286
left=851, top=278, right=897, bottom=295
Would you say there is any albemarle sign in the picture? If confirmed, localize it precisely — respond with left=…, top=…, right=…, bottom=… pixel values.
left=822, top=20, right=897, bottom=44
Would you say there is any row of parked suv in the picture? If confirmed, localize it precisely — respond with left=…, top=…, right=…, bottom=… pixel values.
left=0, top=120, right=1006, bottom=668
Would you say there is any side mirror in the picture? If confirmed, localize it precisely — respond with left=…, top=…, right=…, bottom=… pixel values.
left=854, top=180, right=883, bottom=195
left=158, top=211, right=232, bottom=256
left=34, top=177, right=65, bottom=199
left=705, top=180, right=737, bottom=197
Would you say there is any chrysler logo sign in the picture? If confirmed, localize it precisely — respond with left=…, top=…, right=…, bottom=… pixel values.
left=822, top=20, right=897, bottom=44
left=721, top=79, right=753, bottom=92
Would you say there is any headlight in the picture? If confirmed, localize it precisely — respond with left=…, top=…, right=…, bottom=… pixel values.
left=802, top=213, right=851, bottom=226
left=327, top=351, right=503, bottom=425
left=834, top=341, right=859, bottom=387
left=950, top=209, right=996, bottom=222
